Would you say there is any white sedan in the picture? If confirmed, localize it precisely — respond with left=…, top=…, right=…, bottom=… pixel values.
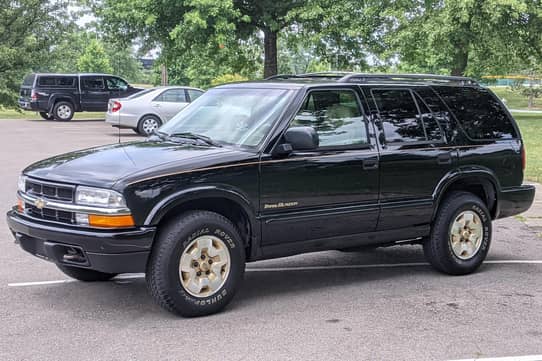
left=105, top=86, right=204, bottom=136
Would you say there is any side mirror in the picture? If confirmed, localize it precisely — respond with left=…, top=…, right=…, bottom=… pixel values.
left=284, top=126, right=319, bottom=151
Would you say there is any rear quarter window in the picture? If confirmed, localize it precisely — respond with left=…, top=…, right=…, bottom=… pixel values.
left=434, top=86, right=517, bottom=140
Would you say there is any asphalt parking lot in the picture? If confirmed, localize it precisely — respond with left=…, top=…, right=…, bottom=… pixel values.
left=1, top=118, right=542, bottom=361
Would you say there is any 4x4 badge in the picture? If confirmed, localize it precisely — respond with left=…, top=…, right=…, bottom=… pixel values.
left=34, top=198, right=46, bottom=209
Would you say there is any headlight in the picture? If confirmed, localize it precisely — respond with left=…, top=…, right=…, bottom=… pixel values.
left=18, top=175, right=27, bottom=193
left=75, top=186, right=127, bottom=208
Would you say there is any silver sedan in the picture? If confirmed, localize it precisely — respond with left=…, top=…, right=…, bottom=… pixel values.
left=105, top=86, right=204, bottom=136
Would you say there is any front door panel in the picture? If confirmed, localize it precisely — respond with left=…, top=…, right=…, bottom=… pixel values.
left=260, top=87, right=380, bottom=246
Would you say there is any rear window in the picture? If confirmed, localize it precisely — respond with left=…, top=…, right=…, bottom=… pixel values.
left=125, top=88, right=155, bottom=99
left=37, top=76, right=76, bottom=88
left=22, top=74, right=35, bottom=86
left=434, top=86, right=517, bottom=140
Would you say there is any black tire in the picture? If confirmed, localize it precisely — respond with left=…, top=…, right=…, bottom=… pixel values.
left=424, top=191, right=492, bottom=275
left=56, top=264, right=117, bottom=282
left=137, top=115, right=162, bottom=136
left=52, top=101, right=74, bottom=121
left=39, top=112, right=54, bottom=120
left=146, top=210, right=246, bottom=317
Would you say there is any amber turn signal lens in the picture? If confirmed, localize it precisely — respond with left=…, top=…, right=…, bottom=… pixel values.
left=88, top=214, right=135, bottom=228
left=17, top=198, right=24, bottom=212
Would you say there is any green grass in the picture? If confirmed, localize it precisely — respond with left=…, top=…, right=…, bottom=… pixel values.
left=0, top=108, right=104, bottom=120
left=513, top=112, right=542, bottom=182
left=489, top=86, right=542, bottom=110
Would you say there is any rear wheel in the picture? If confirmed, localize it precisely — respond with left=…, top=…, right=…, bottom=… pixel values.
left=56, top=264, right=117, bottom=282
left=52, top=101, right=74, bottom=121
left=137, top=115, right=162, bottom=136
left=146, top=210, right=246, bottom=317
left=424, top=191, right=492, bottom=275
left=39, top=112, right=54, bottom=120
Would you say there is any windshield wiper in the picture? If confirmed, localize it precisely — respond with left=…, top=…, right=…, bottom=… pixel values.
left=167, top=132, right=222, bottom=147
left=151, top=129, right=168, bottom=141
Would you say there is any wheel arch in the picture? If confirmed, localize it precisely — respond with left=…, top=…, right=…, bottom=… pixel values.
left=145, top=186, right=258, bottom=254
left=137, top=112, right=163, bottom=125
left=433, top=168, right=501, bottom=220
left=48, top=94, right=77, bottom=112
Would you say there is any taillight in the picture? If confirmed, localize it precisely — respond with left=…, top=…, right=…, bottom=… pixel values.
left=521, top=146, right=526, bottom=171
left=111, top=101, right=122, bottom=113
left=31, top=90, right=37, bottom=101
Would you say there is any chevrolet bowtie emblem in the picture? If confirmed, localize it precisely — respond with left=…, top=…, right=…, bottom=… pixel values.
left=34, top=198, right=46, bottom=209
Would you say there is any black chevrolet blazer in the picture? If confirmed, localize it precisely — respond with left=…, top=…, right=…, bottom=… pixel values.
left=7, top=73, right=535, bottom=317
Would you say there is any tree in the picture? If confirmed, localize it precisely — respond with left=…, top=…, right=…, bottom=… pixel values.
left=386, top=0, right=542, bottom=76
left=77, top=39, right=113, bottom=73
left=0, top=0, right=70, bottom=107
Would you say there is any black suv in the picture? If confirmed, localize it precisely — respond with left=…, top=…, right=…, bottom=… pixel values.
left=7, top=73, right=535, bottom=317
left=19, top=73, right=142, bottom=121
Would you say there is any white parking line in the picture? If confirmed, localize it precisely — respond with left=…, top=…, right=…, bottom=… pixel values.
left=449, top=355, right=542, bottom=361
left=7, top=259, right=542, bottom=287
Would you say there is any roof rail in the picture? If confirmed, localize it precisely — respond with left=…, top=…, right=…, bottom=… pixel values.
left=265, top=72, right=350, bottom=80
left=338, top=73, right=478, bottom=85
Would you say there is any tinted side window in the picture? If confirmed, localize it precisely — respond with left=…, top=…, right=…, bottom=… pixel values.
left=371, top=89, right=426, bottom=143
left=38, top=76, right=75, bottom=87
left=38, top=77, right=57, bottom=86
left=154, top=89, right=187, bottom=103
left=434, top=86, right=517, bottom=140
left=413, top=93, right=444, bottom=141
left=188, top=89, right=203, bottom=102
left=106, top=77, right=128, bottom=90
left=290, top=89, right=367, bottom=147
left=82, top=77, right=105, bottom=90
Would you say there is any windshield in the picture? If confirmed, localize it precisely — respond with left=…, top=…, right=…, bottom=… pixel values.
left=158, top=87, right=293, bottom=148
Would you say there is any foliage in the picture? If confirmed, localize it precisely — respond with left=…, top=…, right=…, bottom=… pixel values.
left=385, top=0, right=542, bottom=77
left=210, top=73, right=249, bottom=86
left=77, top=39, right=113, bottom=73
left=514, top=112, right=542, bottom=182
left=0, top=0, right=71, bottom=107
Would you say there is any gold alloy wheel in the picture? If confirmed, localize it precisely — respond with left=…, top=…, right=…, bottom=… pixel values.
left=179, top=235, right=231, bottom=298
left=449, top=210, right=484, bottom=260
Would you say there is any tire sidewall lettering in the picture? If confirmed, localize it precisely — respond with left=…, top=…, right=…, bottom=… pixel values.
left=178, top=226, right=236, bottom=307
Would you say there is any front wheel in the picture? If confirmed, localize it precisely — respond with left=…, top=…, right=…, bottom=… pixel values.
left=146, top=211, right=246, bottom=317
left=424, top=191, right=492, bottom=275
left=56, top=264, right=117, bottom=282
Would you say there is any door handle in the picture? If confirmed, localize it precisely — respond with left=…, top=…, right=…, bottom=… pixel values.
left=152, top=103, right=161, bottom=108
left=362, top=159, right=379, bottom=170
left=437, top=152, right=453, bottom=165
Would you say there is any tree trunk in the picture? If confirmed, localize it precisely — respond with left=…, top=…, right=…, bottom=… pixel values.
left=450, top=47, right=469, bottom=76
left=263, top=29, right=278, bottom=78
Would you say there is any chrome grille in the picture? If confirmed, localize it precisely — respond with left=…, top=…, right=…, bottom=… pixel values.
left=25, top=203, right=75, bottom=224
left=25, top=178, right=75, bottom=202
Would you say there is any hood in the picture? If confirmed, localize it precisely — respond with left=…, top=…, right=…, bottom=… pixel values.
left=23, top=141, right=237, bottom=188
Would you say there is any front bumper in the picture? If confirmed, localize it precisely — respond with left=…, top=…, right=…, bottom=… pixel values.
left=496, top=184, right=536, bottom=219
left=7, top=209, right=156, bottom=274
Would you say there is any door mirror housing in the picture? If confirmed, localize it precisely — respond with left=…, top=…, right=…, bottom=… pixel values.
left=283, top=126, right=319, bottom=151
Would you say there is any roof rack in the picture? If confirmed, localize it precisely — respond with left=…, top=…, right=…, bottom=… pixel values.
left=266, top=72, right=478, bottom=86
left=265, top=71, right=349, bottom=80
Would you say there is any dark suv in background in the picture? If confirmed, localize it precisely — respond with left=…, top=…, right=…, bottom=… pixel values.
left=19, top=73, right=142, bottom=121
left=7, top=72, right=535, bottom=317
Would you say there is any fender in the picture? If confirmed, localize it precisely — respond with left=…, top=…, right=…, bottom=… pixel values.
left=48, top=93, right=79, bottom=112
left=143, top=185, right=257, bottom=229
left=432, top=166, right=501, bottom=220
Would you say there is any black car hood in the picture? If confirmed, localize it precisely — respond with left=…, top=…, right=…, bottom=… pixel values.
left=23, top=141, right=240, bottom=188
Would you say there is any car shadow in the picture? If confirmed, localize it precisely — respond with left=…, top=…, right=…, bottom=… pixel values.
left=19, top=248, right=442, bottom=320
